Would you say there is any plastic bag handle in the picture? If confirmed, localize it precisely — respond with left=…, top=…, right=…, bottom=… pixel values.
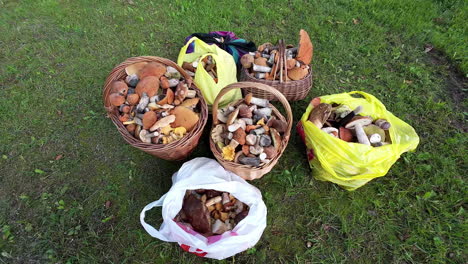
left=139, top=194, right=171, bottom=242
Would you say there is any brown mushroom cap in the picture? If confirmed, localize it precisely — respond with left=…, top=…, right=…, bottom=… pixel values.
left=135, top=76, right=159, bottom=97
left=339, top=127, right=353, bottom=142
left=182, top=194, right=211, bottom=234
left=127, top=93, right=140, bottom=105
left=254, top=57, right=268, bottom=67
left=174, top=81, right=188, bottom=105
left=157, top=88, right=174, bottom=105
left=297, top=29, right=313, bottom=65
left=170, top=106, right=199, bottom=132
left=287, top=66, right=308, bottom=81
left=244, top=93, right=253, bottom=105
left=240, top=54, right=254, bottom=69
left=286, top=59, right=297, bottom=70
left=125, top=62, right=148, bottom=76
left=160, top=76, right=170, bottom=89
left=345, top=116, right=373, bottom=129
left=270, top=128, right=282, bottom=151
left=142, top=111, right=158, bottom=129
left=138, top=62, right=166, bottom=79
left=226, top=108, right=239, bottom=126
left=233, top=128, right=246, bottom=145
left=126, top=123, right=136, bottom=135
left=111, top=81, right=128, bottom=96
left=109, top=93, right=126, bottom=106
left=180, top=98, right=200, bottom=108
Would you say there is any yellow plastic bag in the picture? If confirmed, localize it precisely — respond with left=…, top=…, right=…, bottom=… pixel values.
left=297, top=91, right=419, bottom=191
left=177, top=37, right=241, bottom=108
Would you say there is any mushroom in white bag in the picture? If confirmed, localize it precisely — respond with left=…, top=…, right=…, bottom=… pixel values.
left=140, top=157, right=267, bottom=260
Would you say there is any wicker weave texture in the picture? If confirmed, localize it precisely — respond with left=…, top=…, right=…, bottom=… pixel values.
left=210, top=82, right=293, bottom=180
left=239, top=68, right=312, bottom=101
left=103, top=56, right=208, bottom=161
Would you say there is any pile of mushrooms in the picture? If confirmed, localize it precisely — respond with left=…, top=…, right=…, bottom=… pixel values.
left=241, top=29, right=313, bottom=82
left=212, top=93, right=288, bottom=167
left=175, top=189, right=249, bottom=236
left=182, top=55, right=218, bottom=83
left=308, top=98, right=392, bottom=147
left=108, top=61, right=201, bottom=144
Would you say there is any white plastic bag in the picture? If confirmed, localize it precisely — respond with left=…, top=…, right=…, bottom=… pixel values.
left=140, top=157, right=267, bottom=260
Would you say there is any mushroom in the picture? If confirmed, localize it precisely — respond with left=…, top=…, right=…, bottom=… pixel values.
left=263, top=146, right=276, bottom=159
left=245, top=134, right=257, bottom=145
left=308, top=103, right=332, bottom=129
left=238, top=156, right=261, bottom=167
left=286, top=59, right=297, bottom=70
left=252, top=64, right=272, bottom=73
left=337, top=106, right=363, bottom=127
left=211, top=219, right=229, bottom=235
left=109, top=93, right=125, bottom=107
left=211, top=124, right=226, bottom=144
left=142, top=111, right=157, bottom=129
left=164, top=66, right=181, bottom=79
left=253, top=107, right=272, bottom=117
left=174, top=127, right=187, bottom=137
left=296, top=29, right=313, bottom=65
left=246, top=125, right=260, bottom=133
left=186, top=90, right=196, bottom=98
left=254, top=57, right=268, bottom=67
left=161, top=125, right=173, bottom=136
left=159, top=76, right=170, bottom=89
left=228, top=139, right=240, bottom=149
left=322, top=127, right=339, bottom=137
left=363, top=124, right=386, bottom=142
left=138, top=62, right=166, bottom=79
left=244, top=93, right=270, bottom=107
left=234, top=211, right=249, bottom=224
left=139, top=130, right=159, bottom=143
left=242, top=145, right=250, bottom=155
left=149, top=115, right=176, bottom=132
left=170, top=106, right=199, bottom=132
left=345, top=116, right=373, bottom=145
left=339, top=127, right=353, bottom=142
left=205, top=196, right=222, bottom=207
left=234, top=151, right=244, bottom=163
left=135, top=76, right=159, bottom=97
left=270, top=119, right=288, bottom=134
left=238, top=104, right=252, bottom=118
left=217, top=110, right=228, bottom=123
left=270, top=128, right=282, bottom=151
left=126, top=123, right=136, bottom=135
left=136, top=92, right=150, bottom=113
left=375, top=119, right=391, bottom=130
left=125, top=74, right=139, bottom=87
left=249, top=145, right=264, bottom=155
left=127, top=94, right=140, bottom=106
left=259, top=135, right=272, bottom=147
left=182, top=194, right=211, bottom=234
left=119, top=104, right=131, bottom=113
left=251, top=126, right=266, bottom=135
left=125, top=62, right=148, bottom=76
left=222, top=146, right=235, bottom=161
left=241, top=54, right=254, bottom=69
left=180, top=98, right=200, bottom=109
left=226, top=108, right=239, bottom=126
left=174, top=81, right=188, bottom=105
left=369, top=133, right=382, bottom=144
left=228, top=119, right=246, bottom=132
left=111, top=81, right=128, bottom=96
left=232, top=128, right=246, bottom=145
left=288, top=65, right=309, bottom=81
left=241, top=118, right=253, bottom=125
left=157, top=88, right=174, bottom=105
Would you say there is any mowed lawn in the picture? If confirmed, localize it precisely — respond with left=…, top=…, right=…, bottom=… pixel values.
left=0, top=0, right=466, bottom=263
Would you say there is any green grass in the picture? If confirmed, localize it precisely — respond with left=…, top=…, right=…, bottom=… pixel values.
left=0, top=0, right=466, bottom=263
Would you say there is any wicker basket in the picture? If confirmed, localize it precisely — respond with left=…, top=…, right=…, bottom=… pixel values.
left=240, top=67, right=312, bottom=101
left=103, top=56, right=208, bottom=160
left=209, top=82, right=293, bottom=180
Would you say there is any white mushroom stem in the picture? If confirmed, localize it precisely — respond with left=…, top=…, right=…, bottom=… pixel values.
left=254, top=108, right=272, bottom=117
left=228, top=139, right=240, bottom=148
left=241, top=118, right=253, bottom=125
left=136, top=92, right=149, bottom=112
left=186, top=90, right=196, bottom=98
left=255, top=72, right=266, bottom=79
left=246, top=95, right=269, bottom=108
left=355, top=124, right=370, bottom=145
left=252, top=64, right=272, bottom=73
left=259, top=153, right=267, bottom=161
left=168, top=79, right=179, bottom=88
left=217, top=110, right=228, bottom=123
left=228, top=123, right=242, bottom=132
left=369, top=133, right=382, bottom=144
left=205, top=196, right=222, bottom=207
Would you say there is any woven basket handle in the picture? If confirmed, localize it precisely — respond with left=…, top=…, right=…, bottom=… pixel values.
left=212, top=82, right=293, bottom=137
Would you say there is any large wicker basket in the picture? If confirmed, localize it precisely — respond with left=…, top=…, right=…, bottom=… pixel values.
left=240, top=67, right=312, bottom=101
left=210, top=82, right=293, bottom=180
left=103, top=56, right=208, bottom=160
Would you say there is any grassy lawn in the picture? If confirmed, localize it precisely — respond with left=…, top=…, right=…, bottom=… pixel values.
left=0, top=0, right=466, bottom=263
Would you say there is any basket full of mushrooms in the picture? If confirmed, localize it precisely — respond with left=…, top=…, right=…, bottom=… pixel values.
left=210, top=82, right=293, bottom=180
left=103, top=56, right=208, bottom=160
left=239, top=29, right=313, bottom=101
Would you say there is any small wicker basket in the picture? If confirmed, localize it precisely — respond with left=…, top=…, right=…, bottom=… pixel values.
left=210, top=82, right=293, bottom=180
left=103, top=56, right=208, bottom=160
left=240, top=67, right=312, bottom=101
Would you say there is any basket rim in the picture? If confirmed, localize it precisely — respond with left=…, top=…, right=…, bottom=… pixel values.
left=209, top=82, right=293, bottom=178
left=102, top=56, right=208, bottom=151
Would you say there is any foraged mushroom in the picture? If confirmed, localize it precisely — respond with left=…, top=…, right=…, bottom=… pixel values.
left=142, top=111, right=157, bottom=129
left=212, top=219, right=229, bottom=235
left=345, top=116, right=373, bottom=145
left=240, top=54, right=255, bottom=69
left=245, top=93, right=269, bottom=108
left=111, top=81, right=128, bottom=96
left=109, top=93, right=125, bottom=107
left=157, top=88, right=174, bottom=105
left=136, top=92, right=150, bottom=113
left=149, top=115, right=176, bottom=132
left=339, top=127, right=353, bottom=142
left=174, top=81, right=188, bottom=105
left=296, top=29, right=313, bottom=65
left=211, top=124, right=226, bottom=144
left=135, top=76, right=159, bottom=97
left=182, top=194, right=211, bottom=234
left=322, top=127, right=339, bottom=137
left=138, top=62, right=166, bottom=79
left=308, top=103, right=332, bottom=129
left=375, top=119, right=391, bottom=130
left=238, top=156, right=261, bottom=167
left=170, top=106, right=199, bottom=132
